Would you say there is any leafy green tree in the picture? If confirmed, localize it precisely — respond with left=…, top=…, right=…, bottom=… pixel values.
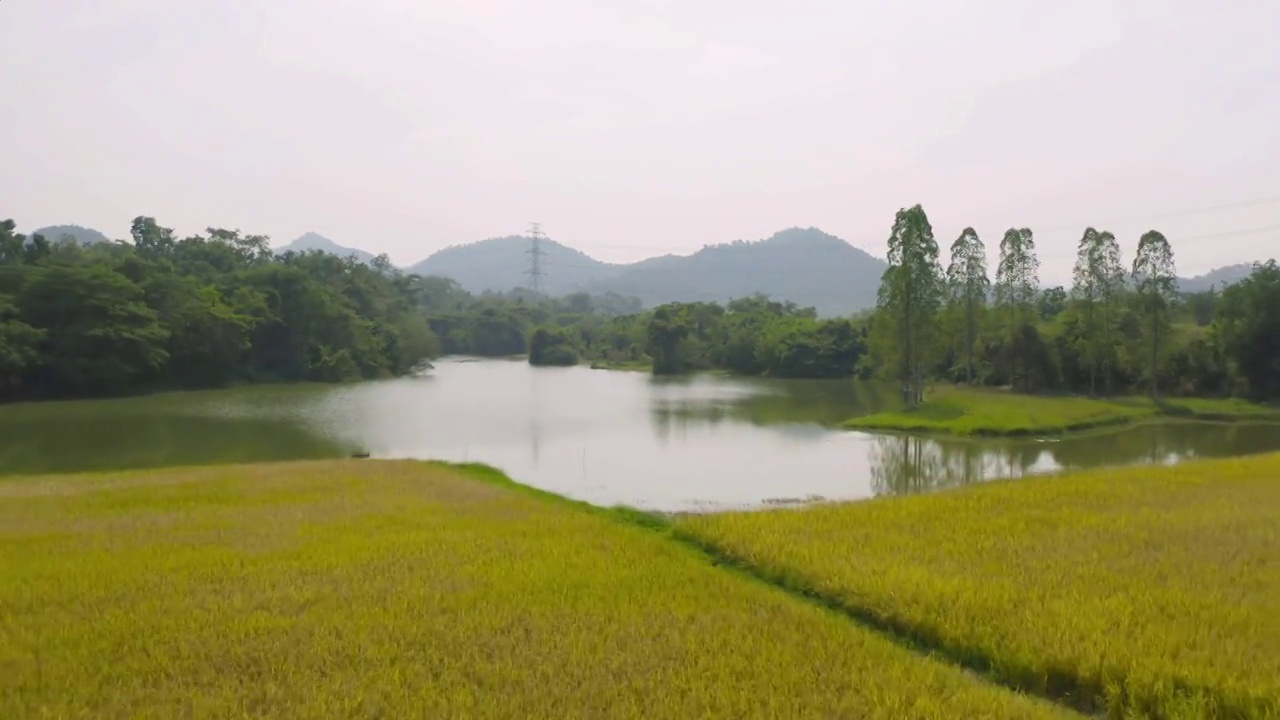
left=130, top=216, right=176, bottom=260
left=1038, top=286, right=1068, bottom=319
left=874, top=205, right=944, bottom=406
left=18, top=265, right=170, bottom=396
left=1071, top=228, right=1103, bottom=394
left=1183, top=289, right=1219, bottom=327
left=647, top=305, right=692, bottom=375
left=0, top=294, right=43, bottom=393
left=1131, top=230, right=1177, bottom=398
left=1216, top=261, right=1280, bottom=400
left=944, top=227, right=989, bottom=384
left=528, top=327, right=579, bottom=366
left=1096, top=231, right=1126, bottom=392
left=1071, top=227, right=1126, bottom=394
left=994, top=227, right=1040, bottom=391
left=0, top=215, right=443, bottom=400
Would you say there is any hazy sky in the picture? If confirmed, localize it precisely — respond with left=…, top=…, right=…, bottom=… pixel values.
left=3, top=0, right=1278, bottom=284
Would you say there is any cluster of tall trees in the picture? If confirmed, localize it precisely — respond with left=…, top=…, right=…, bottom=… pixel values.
left=0, top=217, right=439, bottom=400
left=870, top=204, right=1279, bottom=403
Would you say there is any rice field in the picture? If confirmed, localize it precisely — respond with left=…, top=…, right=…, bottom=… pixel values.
left=0, top=460, right=1069, bottom=719
left=678, top=453, right=1280, bottom=718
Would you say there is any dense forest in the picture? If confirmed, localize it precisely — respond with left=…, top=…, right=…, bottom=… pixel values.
left=0, top=217, right=439, bottom=401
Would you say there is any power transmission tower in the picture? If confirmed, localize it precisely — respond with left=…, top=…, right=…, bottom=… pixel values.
left=526, top=222, right=546, bottom=294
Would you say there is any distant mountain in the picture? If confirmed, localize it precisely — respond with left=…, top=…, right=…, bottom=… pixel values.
left=1177, top=263, right=1256, bottom=293
left=276, top=232, right=377, bottom=264
left=408, top=227, right=887, bottom=316
left=408, top=235, right=624, bottom=297
left=31, top=224, right=110, bottom=245
left=597, top=228, right=886, bottom=315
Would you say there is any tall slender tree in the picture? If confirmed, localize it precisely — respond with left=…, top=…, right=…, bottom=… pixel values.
left=1131, top=230, right=1177, bottom=398
left=1071, top=227, right=1103, bottom=395
left=1094, top=230, right=1126, bottom=393
left=875, top=205, right=944, bottom=406
left=945, top=227, right=989, bottom=384
left=1071, top=227, right=1125, bottom=394
left=994, top=227, right=1040, bottom=390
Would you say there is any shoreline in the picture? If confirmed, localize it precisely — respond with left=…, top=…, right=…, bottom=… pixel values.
left=842, top=389, right=1280, bottom=439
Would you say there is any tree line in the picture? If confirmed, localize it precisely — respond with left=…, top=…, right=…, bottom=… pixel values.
left=1, top=217, right=439, bottom=401
left=870, top=204, right=1280, bottom=403
left=4, top=209, right=1277, bottom=403
left=417, top=280, right=870, bottom=380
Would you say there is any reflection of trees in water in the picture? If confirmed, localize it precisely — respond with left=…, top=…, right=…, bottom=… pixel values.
left=647, top=378, right=902, bottom=430
left=869, top=436, right=1046, bottom=497
left=870, top=422, right=1280, bottom=497
left=731, top=379, right=901, bottom=428
left=652, top=404, right=674, bottom=446
left=1045, top=422, right=1242, bottom=471
left=650, top=401, right=728, bottom=446
left=530, top=415, right=542, bottom=465
left=650, top=399, right=832, bottom=443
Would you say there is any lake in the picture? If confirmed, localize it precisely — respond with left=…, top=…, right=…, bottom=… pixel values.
left=3, top=358, right=1279, bottom=511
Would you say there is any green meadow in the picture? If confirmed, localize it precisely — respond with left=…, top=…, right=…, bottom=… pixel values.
left=843, top=385, right=1280, bottom=437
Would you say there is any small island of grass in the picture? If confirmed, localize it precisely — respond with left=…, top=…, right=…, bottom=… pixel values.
left=843, top=386, right=1280, bottom=437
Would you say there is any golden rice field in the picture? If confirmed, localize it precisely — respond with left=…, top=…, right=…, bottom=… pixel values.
left=0, top=460, right=1071, bottom=719
left=678, top=453, right=1280, bottom=719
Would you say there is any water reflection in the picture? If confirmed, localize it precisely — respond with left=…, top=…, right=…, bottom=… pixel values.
left=2, top=359, right=1278, bottom=512
left=868, top=436, right=1045, bottom=496
left=866, top=421, right=1280, bottom=497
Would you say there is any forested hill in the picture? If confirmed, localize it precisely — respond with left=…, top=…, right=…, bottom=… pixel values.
left=410, top=228, right=889, bottom=316
left=30, top=225, right=110, bottom=245
left=275, top=232, right=377, bottom=264
left=1177, top=263, right=1255, bottom=293
left=600, top=228, right=886, bottom=316
left=409, top=235, right=621, bottom=297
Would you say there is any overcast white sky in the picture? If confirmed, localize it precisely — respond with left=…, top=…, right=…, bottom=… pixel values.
left=2, top=0, right=1278, bottom=283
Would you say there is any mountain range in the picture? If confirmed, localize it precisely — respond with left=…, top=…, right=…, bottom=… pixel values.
left=1176, top=264, right=1256, bottom=293
left=409, top=227, right=888, bottom=315
left=24, top=221, right=1265, bottom=314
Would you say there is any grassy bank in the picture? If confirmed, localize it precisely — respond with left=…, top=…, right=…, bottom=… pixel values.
left=0, top=461, right=1069, bottom=719
left=843, top=386, right=1280, bottom=437
left=678, top=453, right=1280, bottom=718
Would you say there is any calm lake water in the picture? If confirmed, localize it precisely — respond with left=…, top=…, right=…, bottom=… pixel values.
left=3, top=358, right=1279, bottom=511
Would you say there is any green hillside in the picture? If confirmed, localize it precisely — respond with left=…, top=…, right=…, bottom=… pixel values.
left=30, top=224, right=110, bottom=245
left=275, top=232, right=377, bottom=264
left=410, top=227, right=888, bottom=316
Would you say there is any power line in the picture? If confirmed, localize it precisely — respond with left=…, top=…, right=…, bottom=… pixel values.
left=525, top=222, right=546, bottom=294
left=1038, top=222, right=1280, bottom=259
left=993, top=193, right=1280, bottom=236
